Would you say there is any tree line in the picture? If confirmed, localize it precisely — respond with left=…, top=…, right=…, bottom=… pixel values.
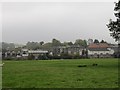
left=1, top=39, right=108, bottom=51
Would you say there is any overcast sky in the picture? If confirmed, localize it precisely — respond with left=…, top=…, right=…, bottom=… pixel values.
left=2, top=2, right=117, bottom=44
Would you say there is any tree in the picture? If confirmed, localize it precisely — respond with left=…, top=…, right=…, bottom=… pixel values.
left=40, top=41, right=44, bottom=45
left=2, top=42, right=15, bottom=51
left=107, top=0, right=120, bottom=58
left=68, top=42, right=73, bottom=45
left=100, top=40, right=107, bottom=43
left=52, top=38, right=61, bottom=46
left=42, top=42, right=52, bottom=50
left=94, top=39, right=99, bottom=43
left=26, top=42, right=40, bottom=50
left=83, top=40, right=87, bottom=47
left=63, top=42, right=73, bottom=46
left=107, top=0, right=120, bottom=42
left=74, top=39, right=87, bottom=47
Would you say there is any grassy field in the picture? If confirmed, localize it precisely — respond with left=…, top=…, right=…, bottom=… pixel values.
left=2, top=58, right=119, bottom=88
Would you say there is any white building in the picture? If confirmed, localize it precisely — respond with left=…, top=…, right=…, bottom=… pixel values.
left=88, top=43, right=114, bottom=58
left=88, top=48, right=114, bottom=58
left=21, top=49, right=48, bottom=59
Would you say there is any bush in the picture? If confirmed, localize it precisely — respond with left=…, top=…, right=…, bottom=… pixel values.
left=28, top=54, right=35, bottom=60
left=38, top=54, right=48, bottom=60
left=60, top=53, right=72, bottom=59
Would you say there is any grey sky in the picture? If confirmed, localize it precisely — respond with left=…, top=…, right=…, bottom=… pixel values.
left=2, top=2, right=117, bottom=44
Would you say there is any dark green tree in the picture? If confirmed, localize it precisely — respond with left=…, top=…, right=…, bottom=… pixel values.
left=63, top=42, right=73, bottom=46
left=42, top=42, right=52, bottom=50
left=100, top=40, right=107, bottom=43
left=52, top=38, right=61, bottom=46
left=74, top=39, right=87, bottom=47
left=94, top=39, right=99, bottom=43
left=2, top=42, right=15, bottom=51
left=26, top=42, right=40, bottom=50
left=40, top=41, right=44, bottom=45
left=107, top=0, right=120, bottom=58
left=107, top=0, right=120, bottom=42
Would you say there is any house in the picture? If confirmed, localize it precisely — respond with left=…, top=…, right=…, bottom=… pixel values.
left=21, top=49, right=29, bottom=59
left=51, top=45, right=86, bottom=56
left=108, top=44, right=119, bottom=57
left=21, top=49, right=48, bottom=60
left=3, top=51, right=16, bottom=58
left=51, top=46, right=68, bottom=56
left=88, top=43, right=114, bottom=58
left=67, top=45, right=86, bottom=56
left=2, top=48, right=49, bottom=60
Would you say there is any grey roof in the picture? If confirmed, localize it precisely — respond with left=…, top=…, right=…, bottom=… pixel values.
left=88, top=48, right=109, bottom=51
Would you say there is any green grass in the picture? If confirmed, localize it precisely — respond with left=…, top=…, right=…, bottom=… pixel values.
left=2, top=58, right=119, bottom=88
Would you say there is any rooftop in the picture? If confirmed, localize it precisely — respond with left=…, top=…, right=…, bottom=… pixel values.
left=88, top=48, right=110, bottom=51
left=88, top=43, right=109, bottom=48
